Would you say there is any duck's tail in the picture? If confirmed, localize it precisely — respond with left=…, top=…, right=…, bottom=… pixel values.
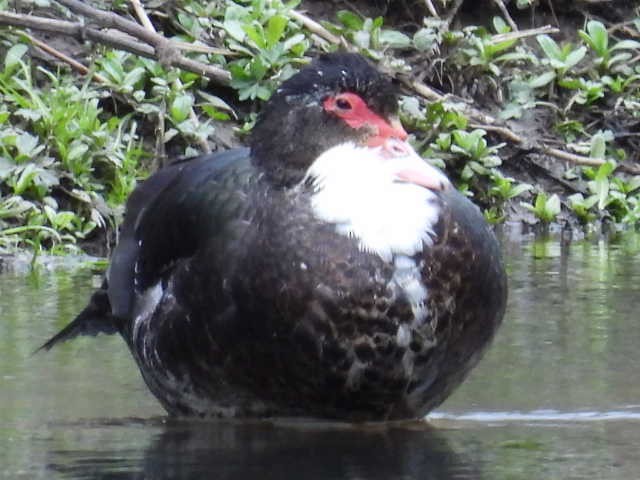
left=35, top=286, right=119, bottom=353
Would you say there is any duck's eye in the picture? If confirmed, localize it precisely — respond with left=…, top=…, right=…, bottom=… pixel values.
left=335, top=98, right=352, bottom=110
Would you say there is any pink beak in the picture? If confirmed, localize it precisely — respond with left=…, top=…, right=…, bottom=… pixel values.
left=379, top=138, right=449, bottom=191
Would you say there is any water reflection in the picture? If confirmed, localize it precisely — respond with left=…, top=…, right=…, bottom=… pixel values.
left=2, top=233, right=640, bottom=479
left=44, top=419, right=476, bottom=479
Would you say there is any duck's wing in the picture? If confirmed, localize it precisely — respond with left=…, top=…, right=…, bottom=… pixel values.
left=38, top=148, right=252, bottom=351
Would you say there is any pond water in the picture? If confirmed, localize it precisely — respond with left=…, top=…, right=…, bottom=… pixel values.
left=1, top=233, right=640, bottom=479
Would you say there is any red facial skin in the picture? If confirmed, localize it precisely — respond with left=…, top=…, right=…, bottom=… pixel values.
left=323, top=93, right=408, bottom=147
left=323, top=92, right=447, bottom=191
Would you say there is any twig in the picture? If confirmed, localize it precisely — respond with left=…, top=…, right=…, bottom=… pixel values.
left=57, top=0, right=231, bottom=84
left=130, top=0, right=156, bottom=33
left=423, top=0, right=440, bottom=18
left=443, top=0, right=465, bottom=31
left=290, top=10, right=342, bottom=45
left=23, top=31, right=109, bottom=83
left=403, top=79, right=501, bottom=126
left=490, top=25, right=559, bottom=44
left=0, top=11, right=231, bottom=85
left=546, top=0, right=560, bottom=29
left=492, top=0, right=518, bottom=31
left=542, top=147, right=606, bottom=167
left=469, top=123, right=524, bottom=144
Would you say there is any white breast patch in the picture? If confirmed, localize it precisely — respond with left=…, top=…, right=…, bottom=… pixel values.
left=304, top=142, right=444, bottom=262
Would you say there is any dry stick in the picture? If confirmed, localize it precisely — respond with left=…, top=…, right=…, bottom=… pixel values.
left=0, top=11, right=231, bottom=85
left=131, top=0, right=234, bottom=55
left=443, top=0, right=465, bottom=31
left=289, top=10, right=342, bottom=46
left=423, top=0, right=440, bottom=18
left=492, top=0, right=518, bottom=31
left=57, top=0, right=231, bottom=85
left=130, top=0, right=156, bottom=32
left=490, top=25, right=559, bottom=44
left=546, top=0, right=560, bottom=29
left=542, top=147, right=607, bottom=168
left=468, top=123, right=525, bottom=145
left=0, top=12, right=153, bottom=57
left=23, top=31, right=109, bottom=83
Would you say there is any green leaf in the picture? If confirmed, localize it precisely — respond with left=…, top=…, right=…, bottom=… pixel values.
left=283, top=33, right=307, bottom=52
left=590, top=133, right=607, bottom=159
left=265, top=14, right=288, bottom=47
left=546, top=194, right=561, bottom=216
left=336, top=10, right=363, bottom=31
left=537, top=35, right=562, bottom=61
left=170, top=94, right=193, bottom=123
left=509, top=183, right=532, bottom=198
left=249, top=56, right=268, bottom=80
left=122, top=67, right=146, bottom=88
left=379, top=30, right=412, bottom=48
left=223, top=19, right=246, bottom=42
left=627, top=176, right=640, bottom=193
left=611, top=39, right=640, bottom=51
left=14, top=164, right=37, bottom=195
left=593, top=161, right=615, bottom=210
left=564, top=46, right=587, bottom=69
left=67, top=141, right=89, bottom=162
left=413, top=28, right=437, bottom=52
left=244, top=22, right=266, bottom=49
left=608, top=52, right=632, bottom=67
left=492, top=16, right=510, bottom=34
left=528, top=70, right=556, bottom=88
left=584, top=20, right=608, bottom=56
left=4, top=44, right=28, bottom=71
left=15, top=133, right=40, bottom=158
left=353, top=30, right=371, bottom=49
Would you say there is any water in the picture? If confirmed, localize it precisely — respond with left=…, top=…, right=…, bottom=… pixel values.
left=1, top=234, right=640, bottom=479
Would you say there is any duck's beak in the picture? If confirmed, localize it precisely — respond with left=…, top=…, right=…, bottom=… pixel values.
left=381, top=138, right=450, bottom=191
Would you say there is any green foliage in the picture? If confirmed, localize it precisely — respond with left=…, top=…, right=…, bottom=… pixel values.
left=329, top=10, right=412, bottom=57
left=449, top=129, right=504, bottom=181
left=459, top=17, right=534, bottom=76
left=536, top=34, right=586, bottom=79
left=578, top=20, right=640, bottom=74
left=489, top=172, right=532, bottom=201
left=0, top=43, right=145, bottom=252
left=3, top=0, right=640, bottom=250
left=220, top=0, right=309, bottom=100
left=523, top=193, right=562, bottom=223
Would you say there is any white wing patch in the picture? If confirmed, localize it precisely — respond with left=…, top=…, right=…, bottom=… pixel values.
left=132, top=281, right=163, bottom=341
left=392, top=255, right=428, bottom=324
left=304, top=142, right=444, bottom=262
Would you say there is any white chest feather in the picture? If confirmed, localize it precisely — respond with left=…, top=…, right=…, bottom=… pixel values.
left=304, top=143, right=445, bottom=262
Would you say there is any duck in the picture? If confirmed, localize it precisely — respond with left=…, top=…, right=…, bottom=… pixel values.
left=40, top=53, right=507, bottom=421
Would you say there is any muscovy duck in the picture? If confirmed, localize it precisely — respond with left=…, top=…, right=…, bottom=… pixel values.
left=41, top=53, right=507, bottom=421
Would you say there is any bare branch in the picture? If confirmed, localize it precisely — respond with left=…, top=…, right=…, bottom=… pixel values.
left=0, top=11, right=231, bottom=85
left=130, top=0, right=156, bottom=33
left=289, top=10, right=342, bottom=45
left=490, top=25, right=560, bottom=44
left=25, top=31, right=109, bottom=83
left=423, top=0, right=440, bottom=18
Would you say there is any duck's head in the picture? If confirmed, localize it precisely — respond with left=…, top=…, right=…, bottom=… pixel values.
left=249, top=53, right=449, bottom=192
